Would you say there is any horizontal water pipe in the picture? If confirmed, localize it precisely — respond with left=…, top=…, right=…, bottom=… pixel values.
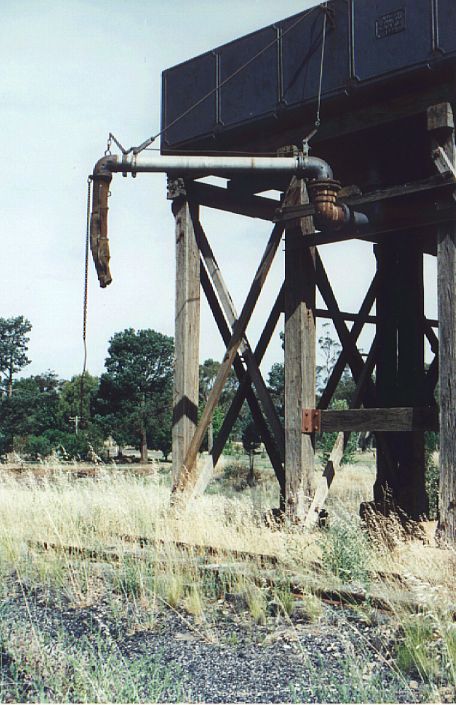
left=93, top=152, right=334, bottom=180
left=90, top=151, right=368, bottom=287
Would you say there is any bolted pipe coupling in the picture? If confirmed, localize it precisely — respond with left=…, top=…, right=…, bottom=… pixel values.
left=307, top=179, right=348, bottom=229
left=307, top=179, right=369, bottom=232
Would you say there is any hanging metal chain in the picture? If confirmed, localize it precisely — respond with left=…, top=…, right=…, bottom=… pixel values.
left=80, top=176, right=92, bottom=421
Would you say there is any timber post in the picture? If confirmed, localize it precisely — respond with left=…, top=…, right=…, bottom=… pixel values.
left=374, top=239, right=427, bottom=519
left=427, top=103, right=456, bottom=543
left=168, top=178, right=200, bottom=487
left=284, top=178, right=316, bottom=520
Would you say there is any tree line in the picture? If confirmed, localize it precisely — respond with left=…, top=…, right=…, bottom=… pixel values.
left=0, top=319, right=175, bottom=460
left=0, top=316, right=357, bottom=462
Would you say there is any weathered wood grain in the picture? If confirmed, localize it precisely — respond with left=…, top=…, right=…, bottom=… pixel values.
left=428, top=103, right=456, bottom=544
left=318, top=407, right=438, bottom=433
left=171, top=193, right=200, bottom=486
left=284, top=179, right=315, bottom=520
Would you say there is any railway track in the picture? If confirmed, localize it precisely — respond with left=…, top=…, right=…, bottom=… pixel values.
left=27, top=536, right=432, bottom=616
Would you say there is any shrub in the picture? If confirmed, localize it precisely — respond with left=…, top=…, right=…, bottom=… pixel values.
left=23, top=434, right=53, bottom=459
left=0, top=431, right=10, bottom=455
left=44, top=430, right=103, bottom=460
left=320, top=516, right=370, bottom=585
left=426, top=456, right=439, bottom=521
left=318, top=431, right=358, bottom=466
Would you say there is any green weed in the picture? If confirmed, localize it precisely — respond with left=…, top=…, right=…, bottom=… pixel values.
left=396, top=612, right=439, bottom=680
left=320, top=515, right=371, bottom=585
left=0, top=617, right=185, bottom=703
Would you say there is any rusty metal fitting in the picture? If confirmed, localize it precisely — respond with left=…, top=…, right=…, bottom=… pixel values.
left=307, top=179, right=348, bottom=228
left=302, top=408, right=321, bottom=433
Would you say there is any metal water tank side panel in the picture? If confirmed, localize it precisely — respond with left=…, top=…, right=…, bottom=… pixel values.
left=162, top=52, right=217, bottom=147
left=281, top=1, right=350, bottom=108
left=437, top=0, right=456, bottom=55
left=353, top=0, right=434, bottom=82
left=219, top=26, right=279, bottom=128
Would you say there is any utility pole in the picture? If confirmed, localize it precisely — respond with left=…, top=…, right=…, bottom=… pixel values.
left=69, top=416, right=80, bottom=435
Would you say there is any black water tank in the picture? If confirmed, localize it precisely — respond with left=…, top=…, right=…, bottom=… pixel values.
left=161, top=0, right=456, bottom=151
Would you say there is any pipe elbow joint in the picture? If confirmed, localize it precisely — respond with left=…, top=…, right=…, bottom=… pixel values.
left=307, top=180, right=345, bottom=229
left=297, top=155, right=333, bottom=181
left=315, top=201, right=349, bottom=229
left=307, top=180, right=369, bottom=233
left=93, top=154, right=118, bottom=178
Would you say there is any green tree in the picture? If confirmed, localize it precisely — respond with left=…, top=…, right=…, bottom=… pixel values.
left=0, top=316, right=31, bottom=397
left=0, top=371, right=61, bottom=450
left=199, top=358, right=238, bottom=450
left=94, top=329, right=174, bottom=462
left=267, top=362, right=285, bottom=422
left=59, top=373, right=99, bottom=432
left=199, top=358, right=220, bottom=452
left=152, top=407, right=173, bottom=461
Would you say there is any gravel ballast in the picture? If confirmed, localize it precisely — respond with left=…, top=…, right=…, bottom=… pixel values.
left=0, top=579, right=431, bottom=703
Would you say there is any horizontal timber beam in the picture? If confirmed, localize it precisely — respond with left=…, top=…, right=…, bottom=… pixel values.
left=303, top=407, right=439, bottom=434
left=314, top=308, right=438, bottom=329
left=276, top=172, right=456, bottom=222
left=275, top=206, right=456, bottom=250
left=187, top=181, right=278, bottom=220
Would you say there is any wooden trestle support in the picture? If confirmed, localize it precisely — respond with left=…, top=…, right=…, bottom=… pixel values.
left=168, top=102, right=456, bottom=543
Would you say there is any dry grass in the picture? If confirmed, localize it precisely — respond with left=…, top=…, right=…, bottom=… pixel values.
left=2, top=452, right=456, bottom=701
left=1, top=453, right=454, bottom=602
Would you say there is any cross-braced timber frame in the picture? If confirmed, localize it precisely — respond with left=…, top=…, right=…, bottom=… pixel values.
left=169, top=102, right=456, bottom=536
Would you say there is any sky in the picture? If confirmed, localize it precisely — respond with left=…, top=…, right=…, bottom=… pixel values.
left=1, top=0, right=437, bottom=383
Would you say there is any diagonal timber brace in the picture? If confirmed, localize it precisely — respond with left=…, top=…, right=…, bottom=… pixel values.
left=171, top=218, right=285, bottom=504
left=317, top=273, right=378, bottom=410
left=196, top=266, right=285, bottom=499
left=209, top=287, right=285, bottom=491
left=191, top=213, right=285, bottom=457
left=305, top=334, right=379, bottom=527
left=313, top=253, right=397, bottom=497
left=316, top=253, right=377, bottom=405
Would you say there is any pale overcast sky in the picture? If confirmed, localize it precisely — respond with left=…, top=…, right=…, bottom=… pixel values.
left=1, top=1, right=437, bottom=382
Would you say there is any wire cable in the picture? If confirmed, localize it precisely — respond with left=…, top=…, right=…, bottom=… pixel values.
left=155, top=6, right=318, bottom=142
left=111, top=5, right=320, bottom=156
left=315, top=2, right=328, bottom=129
